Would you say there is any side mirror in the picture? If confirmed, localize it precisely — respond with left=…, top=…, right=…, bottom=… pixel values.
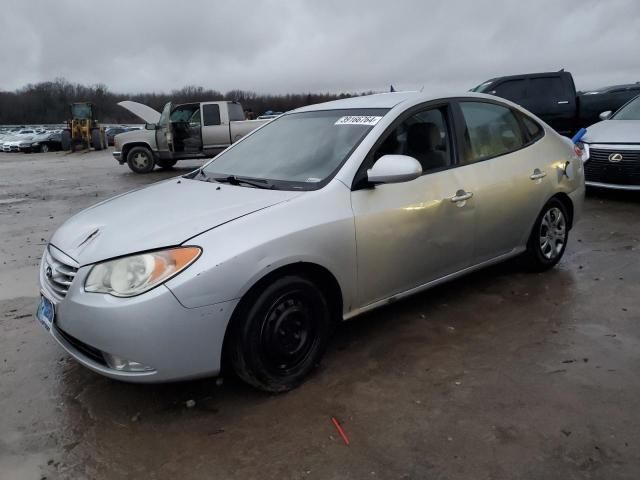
left=367, top=155, right=422, bottom=185
left=145, top=123, right=156, bottom=130
left=599, top=111, right=612, bottom=121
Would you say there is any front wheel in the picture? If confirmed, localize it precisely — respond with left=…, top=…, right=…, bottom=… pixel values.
left=40, top=143, right=49, bottom=153
left=126, top=146, right=155, bottom=173
left=228, top=275, right=333, bottom=392
left=157, top=159, right=177, bottom=170
left=522, top=198, right=569, bottom=271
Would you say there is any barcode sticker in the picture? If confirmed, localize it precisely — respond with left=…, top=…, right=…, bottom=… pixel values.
left=334, top=116, right=382, bottom=126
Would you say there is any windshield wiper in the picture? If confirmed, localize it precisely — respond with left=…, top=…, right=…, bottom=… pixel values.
left=210, top=175, right=276, bottom=190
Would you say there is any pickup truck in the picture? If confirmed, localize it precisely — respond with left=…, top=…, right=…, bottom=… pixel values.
left=113, top=100, right=269, bottom=173
left=471, top=71, right=640, bottom=136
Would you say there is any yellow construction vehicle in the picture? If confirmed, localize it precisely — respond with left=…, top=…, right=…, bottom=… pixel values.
left=61, top=102, right=106, bottom=152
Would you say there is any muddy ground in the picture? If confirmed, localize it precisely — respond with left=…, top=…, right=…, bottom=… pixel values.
left=1, top=149, right=639, bottom=480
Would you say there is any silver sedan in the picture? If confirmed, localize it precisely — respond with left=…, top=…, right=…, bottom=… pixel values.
left=579, top=94, right=640, bottom=190
left=36, top=92, right=585, bottom=391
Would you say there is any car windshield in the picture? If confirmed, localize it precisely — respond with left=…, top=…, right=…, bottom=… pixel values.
left=201, top=108, right=388, bottom=190
left=612, top=95, right=640, bottom=120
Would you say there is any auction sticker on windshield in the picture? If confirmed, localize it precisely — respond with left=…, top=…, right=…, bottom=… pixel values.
left=334, top=116, right=382, bottom=126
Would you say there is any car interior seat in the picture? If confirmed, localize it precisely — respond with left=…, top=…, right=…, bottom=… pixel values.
left=406, top=122, right=448, bottom=171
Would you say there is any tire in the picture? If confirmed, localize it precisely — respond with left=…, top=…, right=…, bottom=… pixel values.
left=40, top=144, right=49, bottom=153
left=91, top=129, right=103, bottom=151
left=229, top=275, right=333, bottom=392
left=126, top=146, right=155, bottom=173
left=61, top=130, right=71, bottom=151
left=522, top=198, right=569, bottom=271
left=157, top=159, right=178, bottom=170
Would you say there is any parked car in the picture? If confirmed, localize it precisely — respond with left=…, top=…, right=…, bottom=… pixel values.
left=2, top=130, right=37, bottom=152
left=471, top=71, right=640, bottom=136
left=105, top=127, right=134, bottom=146
left=577, top=94, right=640, bottom=190
left=114, top=100, right=270, bottom=173
left=37, top=92, right=584, bottom=392
left=19, top=130, right=63, bottom=153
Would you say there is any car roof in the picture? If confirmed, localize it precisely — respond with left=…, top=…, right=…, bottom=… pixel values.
left=292, top=91, right=496, bottom=113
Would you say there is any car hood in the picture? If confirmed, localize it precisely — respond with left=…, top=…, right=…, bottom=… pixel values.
left=50, top=178, right=302, bottom=266
left=117, top=100, right=161, bottom=124
left=583, top=120, right=640, bottom=144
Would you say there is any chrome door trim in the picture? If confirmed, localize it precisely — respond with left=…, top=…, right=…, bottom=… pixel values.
left=343, top=247, right=525, bottom=320
left=588, top=143, right=640, bottom=150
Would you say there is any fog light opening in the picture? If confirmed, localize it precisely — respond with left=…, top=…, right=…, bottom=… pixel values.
left=103, top=353, right=154, bottom=372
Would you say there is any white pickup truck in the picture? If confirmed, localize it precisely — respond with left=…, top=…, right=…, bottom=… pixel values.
left=113, top=100, right=269, bottom=173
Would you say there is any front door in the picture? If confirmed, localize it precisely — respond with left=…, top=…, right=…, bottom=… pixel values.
left=156, top=102, right=173, bottom=157
left=350, top=104, right=476, bottom=307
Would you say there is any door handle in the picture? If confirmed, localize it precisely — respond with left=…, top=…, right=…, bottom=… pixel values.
left=449, top=190, right=473, bottom=203
left=557, top=100, right=569, bottom=104
left=530, top=169, right=547, bottom=180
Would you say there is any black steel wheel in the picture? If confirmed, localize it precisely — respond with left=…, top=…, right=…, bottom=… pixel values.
left=229, top=275, right=333, bottom=392
left=157, top=159, right=178, bottom=170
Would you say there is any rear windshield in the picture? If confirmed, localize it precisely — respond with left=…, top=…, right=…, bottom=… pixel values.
left=202, top=108, right=388, bottom=190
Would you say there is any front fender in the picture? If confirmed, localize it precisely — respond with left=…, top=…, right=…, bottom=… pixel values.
left=165, top=181, right=357, bottom=314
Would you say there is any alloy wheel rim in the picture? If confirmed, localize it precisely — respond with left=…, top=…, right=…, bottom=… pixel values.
left=260, top=291, right=318, bottom=376
left=539, top=207, right=566, bottom=260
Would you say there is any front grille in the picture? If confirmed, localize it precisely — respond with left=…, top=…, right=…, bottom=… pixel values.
left=42, top=246, right=78, bottom=299
left=55, top=326, right=107, bottom=366
left=585, top=148, right=640, bottom=186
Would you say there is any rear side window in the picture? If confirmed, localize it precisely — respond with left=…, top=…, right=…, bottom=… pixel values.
left=228, top=103, right=245, bottom=122
left=528, top=77, right=565, bottom=100
left=494, top=80, right=527, bottom=101
left=518, top=112, right=544, bottom=140
left=203, top=104, right=221, bottom=126
left=459, top=102, right=526, bottom=163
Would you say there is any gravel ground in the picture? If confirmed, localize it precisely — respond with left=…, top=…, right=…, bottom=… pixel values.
left=1, top=149, right=639, bottom=480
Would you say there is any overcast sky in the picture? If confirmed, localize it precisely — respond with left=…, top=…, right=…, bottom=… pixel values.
left=1, top=0, right=639, bottom=95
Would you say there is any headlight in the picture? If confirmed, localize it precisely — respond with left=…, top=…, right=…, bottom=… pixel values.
left=85, top=247, right=201, bottom=297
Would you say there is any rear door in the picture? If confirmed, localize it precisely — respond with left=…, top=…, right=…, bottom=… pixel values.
left=524, top=75, right=576, bottom=134
left=201, top=102, right=231, bottom=153
left=453, top=99, right=550, bottom=263
left=156, top=102, right=173, bottom=156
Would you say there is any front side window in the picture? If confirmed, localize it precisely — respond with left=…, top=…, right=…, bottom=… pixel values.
left=494, top=80, right=527, bottom=101
left=460, top=102, right=526, bottom=163
left=612, top=95, right=640, bottom=120
left=202, top=108, right=388, bottom=190
left=373, top=107, right=451, bottom=174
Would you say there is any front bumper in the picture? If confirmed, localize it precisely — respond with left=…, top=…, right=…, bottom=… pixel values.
left=41, top=260, right=238, bottom=383
left=113, top=151, right=123, bottom=163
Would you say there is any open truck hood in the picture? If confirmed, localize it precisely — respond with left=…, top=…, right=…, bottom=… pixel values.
left=50, top=178, right=301, bottom=266
left=117, top=100, right=162, bottom=124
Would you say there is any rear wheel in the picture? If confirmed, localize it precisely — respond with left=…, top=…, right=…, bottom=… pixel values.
left=40, top=143, right=49, bottom=153
left=523, top=198, right=569, bottom=271
left=126, top=146, right=155, bottom=173
left=61, top=130, right=71, bottom=151
left=229, top=275, right=333, bottom=392
left=157, top=159, right=177, bottom=170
